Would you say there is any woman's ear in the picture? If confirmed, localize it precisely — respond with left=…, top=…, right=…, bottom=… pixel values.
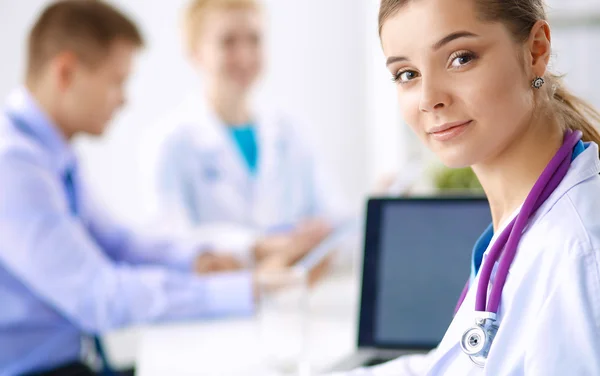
left=527, top=20, right=552, bottom=78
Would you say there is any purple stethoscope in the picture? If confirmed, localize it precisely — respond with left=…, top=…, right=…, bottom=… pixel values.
left=455, top=129, right=583, bottom=367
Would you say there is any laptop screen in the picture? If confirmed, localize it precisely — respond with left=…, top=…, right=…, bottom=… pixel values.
left=358, top=197, right=492, bottom=350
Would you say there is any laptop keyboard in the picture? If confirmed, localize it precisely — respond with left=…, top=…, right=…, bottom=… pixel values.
left=363, top=357, right=393, bottom=367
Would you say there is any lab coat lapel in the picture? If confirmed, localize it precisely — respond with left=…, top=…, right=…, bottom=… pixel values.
left=185, top=95, right=253, bottom=220
left=252, top=109, right=288, bottom=228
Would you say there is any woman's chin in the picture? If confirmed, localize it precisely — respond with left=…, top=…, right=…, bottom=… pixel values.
left=434, top=151, right=477, bottom=169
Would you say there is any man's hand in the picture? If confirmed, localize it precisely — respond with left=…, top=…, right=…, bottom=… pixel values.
left=194, top=252, right=244, bottom=274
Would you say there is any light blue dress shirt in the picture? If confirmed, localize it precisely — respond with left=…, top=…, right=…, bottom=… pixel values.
left=0, top=88, right=254, bottom=375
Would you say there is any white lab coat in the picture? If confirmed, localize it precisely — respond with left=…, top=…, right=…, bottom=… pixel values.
left=333, top=142, right=600, bottom=375
left=144, top=91, right=352, bottom=260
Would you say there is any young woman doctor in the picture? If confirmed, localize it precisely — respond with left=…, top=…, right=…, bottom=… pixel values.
left=150, top=0, right=350, bottom=268
left=334, top=0, right=600, bottom=375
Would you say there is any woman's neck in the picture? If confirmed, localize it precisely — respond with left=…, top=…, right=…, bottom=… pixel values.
left=206, top=87, right=251, bottom=127
left=472, top=114, right=563, bottom=231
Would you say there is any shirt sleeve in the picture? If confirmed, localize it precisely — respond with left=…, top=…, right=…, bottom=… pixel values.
left=0, top=153, right=255, bottom=334
left=81, top=189, right=203, bottom=272
left=524, top=247, right=600, bottom=375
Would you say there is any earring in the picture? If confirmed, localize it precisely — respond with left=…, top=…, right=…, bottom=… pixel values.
left=531, top=76, right=545, bottom=89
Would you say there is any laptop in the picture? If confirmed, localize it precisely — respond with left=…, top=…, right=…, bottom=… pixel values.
left=330, top=196, right=492, bottom=371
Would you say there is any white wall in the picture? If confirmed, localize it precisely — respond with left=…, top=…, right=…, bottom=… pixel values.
left=0, top=0, right=370, bottom=227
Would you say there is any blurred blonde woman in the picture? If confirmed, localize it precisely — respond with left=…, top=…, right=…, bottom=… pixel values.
left=151, top=0, right=351, bottom=269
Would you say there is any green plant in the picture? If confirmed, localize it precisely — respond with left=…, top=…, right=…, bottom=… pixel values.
left=433, top=166, right=483, bottom=192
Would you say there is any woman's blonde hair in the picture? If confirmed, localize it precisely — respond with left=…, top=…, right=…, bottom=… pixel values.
left=182, top=0, right=261, bottom=53
left=378, top=0, right=600, bottom=149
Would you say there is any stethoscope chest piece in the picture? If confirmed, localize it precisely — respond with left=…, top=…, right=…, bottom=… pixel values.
left=460, top=312, right=498, bottom=367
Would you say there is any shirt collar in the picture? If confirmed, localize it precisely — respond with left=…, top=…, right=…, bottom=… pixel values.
left=4, top=87, right=76, bottom=174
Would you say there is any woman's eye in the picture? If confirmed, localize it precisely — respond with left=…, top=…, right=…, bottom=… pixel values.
left=394, top=70, right=420, bottom=83
left=449, top=52, right=477, bottom=68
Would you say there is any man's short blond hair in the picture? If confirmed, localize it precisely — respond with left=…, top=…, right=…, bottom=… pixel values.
left=182, top=0, right=261, bottom=53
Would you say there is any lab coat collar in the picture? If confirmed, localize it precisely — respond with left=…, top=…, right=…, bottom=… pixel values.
left=478, top=142, right=600, bottom=266
left=531, top=141, right=600, bottom=222
left=175, top=89, right=285, bottom=181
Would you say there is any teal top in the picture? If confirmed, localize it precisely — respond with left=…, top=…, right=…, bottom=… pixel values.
left=227, top=124, right=259, bottom=175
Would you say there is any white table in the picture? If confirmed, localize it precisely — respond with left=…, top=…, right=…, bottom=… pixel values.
left=126, top=271, right=359, bottom=376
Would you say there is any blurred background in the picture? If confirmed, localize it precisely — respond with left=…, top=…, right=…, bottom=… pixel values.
left=1, top=0, right=599, bottom=373
left=2, top=0, right=598, bottom=227
left=2, top=0, right=371, bottom=228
